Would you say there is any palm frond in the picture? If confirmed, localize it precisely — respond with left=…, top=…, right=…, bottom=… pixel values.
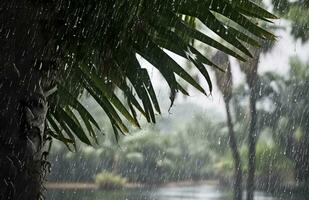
left=44, top=0, right=276, bottom=147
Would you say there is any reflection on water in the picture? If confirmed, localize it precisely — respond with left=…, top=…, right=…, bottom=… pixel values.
left=46, top=184, right=306, bottom=200
left=154, top=185, right=229, bottom=199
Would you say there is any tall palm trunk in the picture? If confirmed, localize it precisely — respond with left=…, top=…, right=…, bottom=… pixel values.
left=246, top=83, right=258, bottom=200
left=0, top=1, right=50, bottom=199
left=224, top=98, right=243, bottom=200
left=213, top=51, right=243, bottom=200
left=240, top=49, right=260, bottom=200
left=0, top=68, right=49, bottom=199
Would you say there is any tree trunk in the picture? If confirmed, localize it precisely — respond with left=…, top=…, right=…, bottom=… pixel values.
left=246, top=76, right=258, bottom=200
left=0, top=2, right=50, bottom=199
left=225, top=99, right=243, bottom=200
left=239, top=47, right=260, bottom=200
left=0, top=67, right=49, bottom=200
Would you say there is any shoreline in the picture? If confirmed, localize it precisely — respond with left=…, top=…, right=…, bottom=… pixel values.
left=45, top=179, right=219, bottom=190
left=45, top=180, right=309, bottom=199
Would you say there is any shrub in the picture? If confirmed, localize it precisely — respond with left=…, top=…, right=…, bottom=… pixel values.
left=95, top=171, right=127, bottom=190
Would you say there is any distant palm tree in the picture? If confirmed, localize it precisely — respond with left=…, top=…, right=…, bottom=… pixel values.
left=239, top=47, right=261, bottom=200
left=238, top=35, right=274, bottom=200
left=259, top=59, right=309, bottom=186
left=0, top=0, right=276, bottom=199
left=213, top=51, right=243, bottom=200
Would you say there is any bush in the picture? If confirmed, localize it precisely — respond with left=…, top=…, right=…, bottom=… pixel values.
left=95, top=171, right=127, bottom=190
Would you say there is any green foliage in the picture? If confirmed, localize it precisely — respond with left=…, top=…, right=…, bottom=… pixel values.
left=229, top=57, right=309, bottom=184
left=263, top=58, right=309, bottom=183
left=255, top=142, right=293, bottom=175
left=272, top=0, right=309, bottom=42
left=40, top=0, right=276, bottom=147
left=214, top=141, right=294, bottom=185
left=95, top=171, right=127, bottom=190
left=48, top=114, right=225, bottom=183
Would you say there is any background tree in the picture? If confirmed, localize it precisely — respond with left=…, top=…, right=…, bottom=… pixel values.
left=272, top=0, right=309, bottom=42
left=213, top=51, right=243, bottom=200
left=260, top=59, right=309, bottom=186
left=251, top=0, right=309, bottom=192
left=239, top=46, right=261, bottom=200
left=0, top=0, right=276, bottom=199
left=231, top=55, right=309, bottom=192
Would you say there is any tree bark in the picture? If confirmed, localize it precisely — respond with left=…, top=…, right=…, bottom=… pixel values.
left=239, top=48, right=260, bottom=200
left=0, top=1, right=50, bottom=199
left=225, top=99, right=243, bottom=200
left=246, top=85, right=258, bottom=200
left=0, top=68, right=49, bottom=200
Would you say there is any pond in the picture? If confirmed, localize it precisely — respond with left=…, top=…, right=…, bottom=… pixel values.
left=46, top=184, right=307, bottom=200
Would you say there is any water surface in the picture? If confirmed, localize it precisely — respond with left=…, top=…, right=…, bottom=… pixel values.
left=47, top=184, right=306, bottom=200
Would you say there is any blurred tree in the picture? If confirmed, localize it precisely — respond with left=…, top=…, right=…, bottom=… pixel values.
left=232, top=57, right=309, bottom=189
left=48, top=118, right=222, bottom=185
left=272, top=0, right=309, bottom=42
left=237, top=21, right=275, bottom=200
left=239, top=47, right=261, bottom=200
left=239, top=43, right=274, bottom=200
left=0, top=0, right=276, bottom=199
left=213, top=52, right=243, bottom=200
left=261, top=58, right=309, bottom=186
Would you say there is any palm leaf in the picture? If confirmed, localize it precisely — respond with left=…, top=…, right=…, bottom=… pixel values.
left=44, top=0, right=276, bottom=147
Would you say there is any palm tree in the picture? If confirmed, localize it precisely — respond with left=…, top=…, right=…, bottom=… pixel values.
left=238, top=29, right=275, bottom=199
left=213, top=51, right=243, bottom=200
left=238, top=47, right=261, bottom=200
left=0, top=0, right=276, bottom=199
left=259, top=59, right=309, bottom=186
